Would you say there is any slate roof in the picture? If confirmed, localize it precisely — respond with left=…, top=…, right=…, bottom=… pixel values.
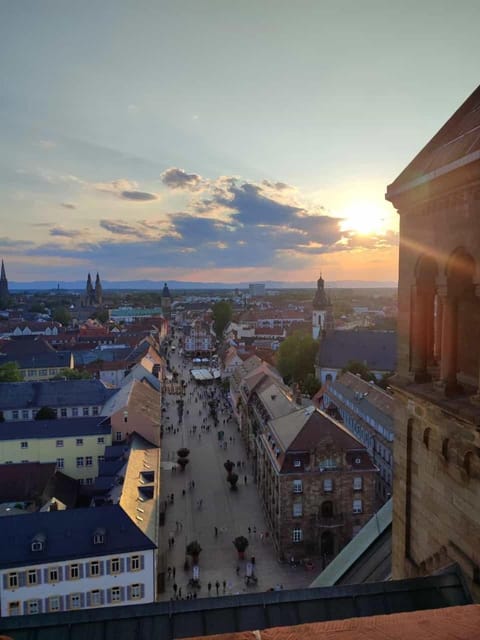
left=0, top=336, right=72, bottom=369
left=387, top=84, right=480, bottom=197
left=0, top=379, right=116, bottom=410
left=0, top=416, right=111, bottom=441
left=316, top=330, right=396, bottom=372
left=1, top=568, right=472, bottom=640
left=0, top=504, right=156, bottom=569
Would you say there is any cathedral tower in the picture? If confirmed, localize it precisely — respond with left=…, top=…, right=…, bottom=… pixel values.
left=0, top=260, right=10, bottom=306
left=95, top=273, right=103, bottom=305
left=161, top=282, right=172, bottom=319
left=312, top=274, right=333, bottom=339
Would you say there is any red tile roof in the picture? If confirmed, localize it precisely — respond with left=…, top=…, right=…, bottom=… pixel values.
left=185, top=604, right=480, bottom=640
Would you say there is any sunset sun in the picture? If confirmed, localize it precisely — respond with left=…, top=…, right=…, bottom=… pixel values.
left=339, top=201, right=389, bottom=236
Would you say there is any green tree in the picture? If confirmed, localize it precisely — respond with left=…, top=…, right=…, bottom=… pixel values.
left=52, top=368, right=92, bottom=380
left=0, top=362, right=23, bottom=382
left=277, top=331, right=318, bottom=385
left=52, top=306, right=71, bottom=326
left=212, top=300, right=233, bottom=337
left=35, top=406, right=57, bottom=420
left=341, top=360, right=377, bottom=383
left=91, top=309, right=109, bottom=323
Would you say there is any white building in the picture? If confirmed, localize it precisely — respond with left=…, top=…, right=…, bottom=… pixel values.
left=0, top=505, right=156, bottom=616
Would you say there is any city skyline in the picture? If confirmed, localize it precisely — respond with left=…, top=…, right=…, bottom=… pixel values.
left=1, top=1, right=479, bottom=283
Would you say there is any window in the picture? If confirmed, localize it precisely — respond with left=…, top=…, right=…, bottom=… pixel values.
left=60, top=408, right=67, bottom=418
left=292, top=528, right=303, bottom=543
left=76, top=438, right=83, bottom=446
left=353, top=477, right=363, bottom=491
left=110, top=558, right=121, bottom=574
left=22, top=410, right=29, bottom=420
left=131, top=583, right=141, bottom=599
left=56, top=458, right=64, bottom=469
left=98, top=455, right=105, bottom=464
left=12, top=410, right=19, bottom=420
left=8, top=601, right=20, bottom=616
left=85, top=477, right=93, bottom=485
left=92, top=406, right=99, bottom=416
left=353, top=499, right=363, bottom=514
left=8, top=572, right=18, bottom=588
left=292, top=502, right=303, bottom=517
left=86, top=456, right=93, bottom=467
left=56, top=439, right=64, bottom=447
left=76, top=457, right=84, bottom=467
left=111, top=586, right=121, bottom=602
left=69, top=593, right=81, bottom=609
left=97, top=436, right=104, bottom=444
left=91, top=589, right=101, bottom=606
left=93, top=532, right=105, bottom=544
left=323, top=478, right=333, bottom=493
left=69, top=564, right=79, bottom=579
left=292, top=479, right=303, bottom=493
left=48, top=596, right=60, bottom=612
left=27, top=569, right=38, bottom=586
left=354, top=457, right=361, bottom=465
left=293, top=459, right=301, bottom=468
left=27, top=599, right=40, bottom=615
left=116, top=431, right=122, bottom=441
left=48, top=567, right=59, bottom=582
left=31, top=540, right=43, bottom=552
left=90, top=561, right=100, bottom=576
left=72, top=407, right=79, bottom=417
left=39, top=369, right=47, bottom=376
left=83, top=407, right=89, bottom=416
left=130, top=555, right=140, bottom=571
left=21, top=441, right=28, bottom=449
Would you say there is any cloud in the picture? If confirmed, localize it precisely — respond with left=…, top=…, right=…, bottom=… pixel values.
left=120, top=190, right=157, bottom=201
left=100, top=220, right=142, bottom=236
left=95, top=179, right=157, bottom=201
left=37, top=139, right=56, bottom=149
left=49, top=227, right=80, bottom=238
left=161, top=167, right=203, bottom=191
left=61, top=202, right=77, bottom=209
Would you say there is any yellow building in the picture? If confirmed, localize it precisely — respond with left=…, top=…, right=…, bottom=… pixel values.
left=0, top=417, right=112, bottom=483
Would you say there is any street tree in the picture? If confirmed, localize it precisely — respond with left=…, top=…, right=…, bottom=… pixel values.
left=52, top=368, right=92, bottom=380
left=52, top=306, right=71, bottom=326
left=0, top=362, right=23, bottom=382
left=212, top=301, right=233, bottom=337
left=35, top=406, right=57, bottom=420
left=277, top=331, right=318, bottom=386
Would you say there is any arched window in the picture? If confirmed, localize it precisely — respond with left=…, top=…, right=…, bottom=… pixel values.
left=320, top=501, right=333, bottom=518
left=412, top=255, right=438, bottom=382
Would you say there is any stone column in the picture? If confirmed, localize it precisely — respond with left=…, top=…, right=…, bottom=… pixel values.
left=425, top=289, right=436, bottom=366
left=440, top=294, right=459, bottom=394
left=434, top=294, right=443, bottom=362
left=411, top=286, right=430, bottom=382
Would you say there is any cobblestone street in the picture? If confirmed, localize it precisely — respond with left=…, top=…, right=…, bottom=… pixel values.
left=158, top=343, right=314, bottom=601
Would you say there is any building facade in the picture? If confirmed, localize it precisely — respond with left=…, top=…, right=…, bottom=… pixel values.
left=322, top=372, right=394, bottom=504
left=0, top=417, right=112, bottom=483
left=386, top=85, right=480, bottom=600
left=0, top=506, right=156, bottom=616
left=255, top=406, right=377, bottom=562
left=312, top=274, right=334, bottom=340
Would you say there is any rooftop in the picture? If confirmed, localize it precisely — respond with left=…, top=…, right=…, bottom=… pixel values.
left=0, top=504, right=156, bottom=569
left=0, top=416, right=111, bottom=441
left=0, top=378, right=116, bottom=410
left=316, top=330, right=396, bottom=372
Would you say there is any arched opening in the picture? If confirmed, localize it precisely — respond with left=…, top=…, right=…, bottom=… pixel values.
left=412, top=255, right=438, bottom=382
left=442, top=248, right=478, bottom=394
left=320, top=531, right=334, bottom=557
left=320, top=500, right=333, bottom=518
left=463, top=451, right=473, bottom=477
left=442, top=438, right=449, bottom=462
left=423, top=427, right=431, bottom=449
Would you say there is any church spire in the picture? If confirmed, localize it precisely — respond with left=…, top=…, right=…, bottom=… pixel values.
left=94, top=272, right=103, bottom=305
left=1, top=260, right=6, bottom=281
left=0, top=259, right=9, bottom=305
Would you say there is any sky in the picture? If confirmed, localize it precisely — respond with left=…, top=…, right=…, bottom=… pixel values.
left=1, top=0, right=479, bottom=285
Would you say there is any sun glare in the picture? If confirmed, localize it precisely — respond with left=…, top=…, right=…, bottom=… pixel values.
left=339, top=201, right=389, bottom=236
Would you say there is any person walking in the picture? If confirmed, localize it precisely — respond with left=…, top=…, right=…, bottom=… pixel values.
left=222, top=579, right=226, bottom=593
left=215, top=580, right=220, bottom=595
left=214, top=526, right=218, bottom=537
left=172, top=566, right=176, bottom=579
left=208, top=582, right=212, bottom=595
left=173, top=583, right=178, bottom=595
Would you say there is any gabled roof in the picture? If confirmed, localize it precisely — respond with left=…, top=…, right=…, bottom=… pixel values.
left=122, top=363, right=161, bottom=391
left=0, top=379, right=116, bottom=410
left=387, top=84, right=480, bottom=198
left=256, top=381, right=297, bottom=420
left=0, top=337, right=72, bottom=369
left=316, top=330, right=396, bottom=372
left=0, top=416, right=111, bottom=441
left=0, top=504, right=156, bottom=569
left=0, top=462, right=57, bottom=502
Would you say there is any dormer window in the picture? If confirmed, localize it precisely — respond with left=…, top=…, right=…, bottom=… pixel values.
left=31, top=534, right=46, bottom=552
left=293, top=459, right=301, bottom=468
left=93, top=528, right=106, bottom=544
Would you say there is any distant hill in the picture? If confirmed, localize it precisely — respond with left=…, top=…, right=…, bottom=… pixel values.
left=9, top=279, right=397, bottom=291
